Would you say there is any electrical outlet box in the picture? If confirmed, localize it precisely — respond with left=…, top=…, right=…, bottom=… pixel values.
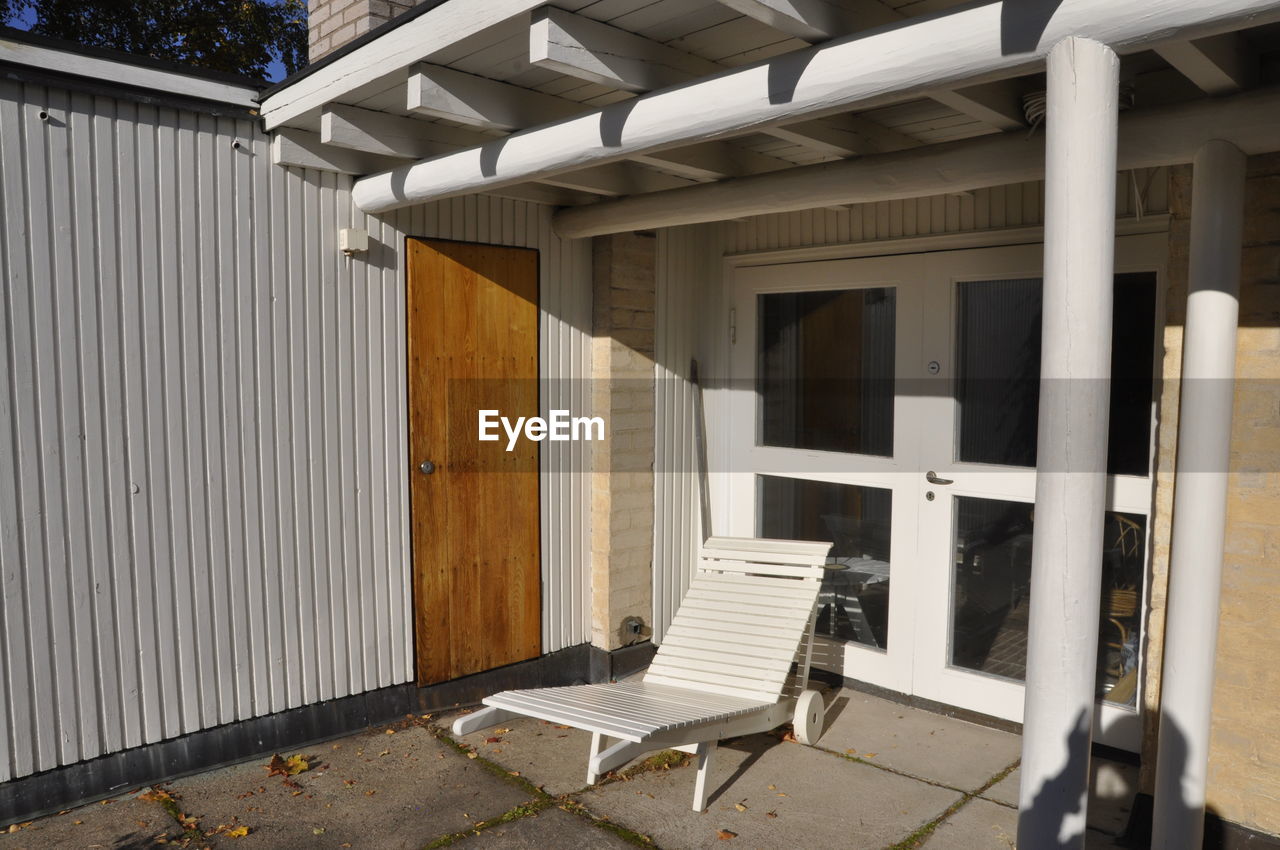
left=339, top=227, right=369, bottom=254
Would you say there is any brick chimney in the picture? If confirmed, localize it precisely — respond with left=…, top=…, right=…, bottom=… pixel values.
left=308, top=0, right=420, bottom=62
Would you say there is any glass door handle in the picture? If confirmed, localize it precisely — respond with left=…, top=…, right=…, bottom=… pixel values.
left=925, top=471, right=954, bottom=485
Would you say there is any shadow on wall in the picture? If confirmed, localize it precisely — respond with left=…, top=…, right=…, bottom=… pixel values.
left=1019, top=711, right=1225, bottom=848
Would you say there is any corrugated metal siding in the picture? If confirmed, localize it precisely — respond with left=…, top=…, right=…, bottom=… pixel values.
left=0, top=78, right=590, bottom=782
left=725, top=171, right=1168, bottom=253
left=652, top=224, right=725, bottom=643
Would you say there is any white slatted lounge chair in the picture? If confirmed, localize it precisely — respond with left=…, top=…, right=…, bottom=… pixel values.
left=452, top=536, right=834, bottom=811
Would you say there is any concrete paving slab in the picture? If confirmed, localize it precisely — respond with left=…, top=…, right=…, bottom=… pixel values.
left=981, top=757, right=1137, bottom=836
left=921, top=796, right=1128, bottom=850
left=577, top=732, right=961, bottom=849
left=921, top=796, right=1018, bottom=848
left=817, top=691, right=1022, bottom=792
left=166, top=725, right=536, bottom=849
left=447, top=712, right=597, bottom=796
left=2, top=791, right=181, bottom=849
left=465, top=806, right=637, bottom=849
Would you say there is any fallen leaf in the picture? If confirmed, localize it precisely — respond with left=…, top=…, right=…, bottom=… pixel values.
left=767, top=784, right=776, bottom=791
left=717, top=829, right=738, bottom=840
left=385, top=729, right=396, bottom=735
left=766, top=811, right=777, bottom=819
left=485, top=737, right=502, bottom=744
left=378, top=749, right=390, bottom=757
left=313, top=827, right=326, bottom=835
left=734, top=803, right=747, bottom=812
left=266, top=754, right=313, bottom=777
left=344, top=780, right=357, bottom=786
left=864, top=753, right=877, bottom=758
left=508, top=771, right=521, bottom=777
left=781, top=731, right=797, bottom=743
left=776, top=792, right=788, bottom=797
left=365, top=790, right=376, bottom=797
left=139, top=788, right=174, bottom=804
left=226, top=826, right=250, bottom=838
left=73, top=821, right=83, bottom=825
left=467, top=752, right=478, bottom=759
left=494, top=727, right=510, bottom=734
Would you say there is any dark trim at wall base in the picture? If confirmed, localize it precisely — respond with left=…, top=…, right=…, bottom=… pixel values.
left=1125, top=793, right=1280, bottom=849
left=0, top=642, right=650, bottom=827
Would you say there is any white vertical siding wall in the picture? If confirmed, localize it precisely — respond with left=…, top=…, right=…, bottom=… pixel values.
left=724, top=171, right=1168, bottom=253
left=652, top=224, right=725, bottom=643
left=0, top=77, right=590, bottom=783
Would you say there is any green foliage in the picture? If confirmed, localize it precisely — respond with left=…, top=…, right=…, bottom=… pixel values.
left=3, top=0, right=307, bottom=79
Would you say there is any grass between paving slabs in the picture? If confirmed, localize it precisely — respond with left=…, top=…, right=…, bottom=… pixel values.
left=424, top=720, right=659, bottom=848
left=884, top=759, right=1021, bottom=850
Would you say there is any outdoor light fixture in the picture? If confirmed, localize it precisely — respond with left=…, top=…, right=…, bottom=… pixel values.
left=339, top=227, right=369, bottom=256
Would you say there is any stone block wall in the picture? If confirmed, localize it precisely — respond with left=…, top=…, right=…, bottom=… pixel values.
left=1141, top=153, right=1280, bottom=837
left=590, top=232, right=657, bottom=651
left=308, top=0, right=420, bottom=62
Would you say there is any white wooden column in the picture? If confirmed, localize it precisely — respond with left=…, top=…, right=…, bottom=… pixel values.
left=1152, top=139, right=1247, bottom=850
left=1016, top=37, right=1120, bottom=849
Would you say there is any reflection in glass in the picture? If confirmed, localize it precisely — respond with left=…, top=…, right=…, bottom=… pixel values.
left=758, top=475, right=892, bottom=650
left=954, top=273, right=1157, bottom=475
left=949, top=497, right=1147, bottom=705
left=758, top=288, right=895, bottom=456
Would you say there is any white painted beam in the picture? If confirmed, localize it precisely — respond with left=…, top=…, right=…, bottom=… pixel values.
left=930, top=80, right=1027, bottom=131
left=631, top=141, right=790, bottom=180
left=549, top=85, right=1280, bottom=236
left=1151, top=139, right=1247, bottom=850
left=720, top=0, right=1029, bottom=132
left=1156, top=32, right=1256, bottom=95
left=1016, top=36, right=1119, bottom=850
left=716, top=0, right=898, bottom=41
left=486, top=182, right=600, bottom=206
left=762, top=114, right=921, bottom=156
left=354, top=0, right=1280, bottom=214
left=407, top=63, right=583, bottom=130
left=536, top=162, right=695, bottom=196
left=261, top=0, right=550, bottom=129
left=529, top=6, right=720, bottom=92
left=272, top=129, right=406, bottom=175
left=321, top=104, right=490, bottom=159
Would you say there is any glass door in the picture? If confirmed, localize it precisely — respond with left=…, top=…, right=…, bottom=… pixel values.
left=726, top=255, right=929, bottom=694
left=912, top=241, right=1161, bottom=750
left=726, top=235, right=1164, bottom=750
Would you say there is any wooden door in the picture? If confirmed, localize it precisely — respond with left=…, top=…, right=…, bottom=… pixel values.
left=407, top=238, right=541, bottom=685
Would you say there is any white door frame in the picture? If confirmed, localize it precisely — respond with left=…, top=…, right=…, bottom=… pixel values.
left=723, top=233, right=1166, bottom=750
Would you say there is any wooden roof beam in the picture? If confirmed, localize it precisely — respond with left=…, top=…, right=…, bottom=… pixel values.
left=1156, top=32, right=1257, bottom=95
left=529, top=5, right=720, bottom=92
left=272, top=128, right=406, bottom=175
left=551, top=84, right=1280, bottom=237
left=528, top=4, right=912, bottom=168
left=354, top=0, right=1280, bottom=214
left=717, top=0, right=1028, bottom=131
left=762, top=114, right=922, bottom=156
left=321, top=103, right=492, bottom=159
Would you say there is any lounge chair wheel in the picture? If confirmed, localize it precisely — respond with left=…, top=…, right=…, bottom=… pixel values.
left=793, top=689, right=825, bottom=745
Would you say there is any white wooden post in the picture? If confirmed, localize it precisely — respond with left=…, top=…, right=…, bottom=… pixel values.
left=1016, top=37, right=1120, bottom=849
left=1152, top=139, right=1247, bottom=850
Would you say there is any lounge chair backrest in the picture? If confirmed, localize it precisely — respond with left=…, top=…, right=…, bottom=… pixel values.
left=644, top=536, right=833, bottom=703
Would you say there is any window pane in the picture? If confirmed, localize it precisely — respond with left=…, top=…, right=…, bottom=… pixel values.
left=954, top=273, right=1157, bottom=474
left=949, top=496, right=1147, bottom=705
left=758, top=475, right=892, bottom=650
left=955, top=278, right=1042, bottom=467
left=758, top=288, right=895, bottom=456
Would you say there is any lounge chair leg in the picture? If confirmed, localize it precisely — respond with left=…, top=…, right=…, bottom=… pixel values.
left=692, top=741, right=717, bottom=813
left=451, top=706, right=519, bottom=737
left=587, top=732, right=609, bottom=784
